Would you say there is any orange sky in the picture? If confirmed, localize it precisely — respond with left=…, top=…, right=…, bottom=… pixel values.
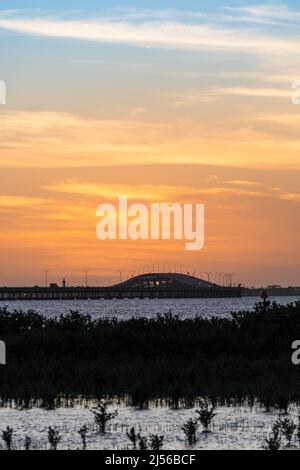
left=0, top=159, right=299, bottom=287
left=1, top=5, right=300, bottom=287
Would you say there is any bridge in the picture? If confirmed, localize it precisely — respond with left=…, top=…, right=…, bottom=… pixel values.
left=0, top=273, right=242, bottom=300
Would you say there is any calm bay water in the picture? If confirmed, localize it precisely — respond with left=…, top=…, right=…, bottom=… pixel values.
left=0, top=296, right=299, bottom=319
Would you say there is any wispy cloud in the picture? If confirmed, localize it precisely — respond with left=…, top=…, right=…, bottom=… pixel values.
left=164, top=86, right=291, bottom=107
left=218, top=71, right=297, bottom=85
left=257, top=113, right=300, bottom=126
left=43, top=179, right=300, bottom=205
left=43, top=181, right=178, bottom=201
left=0, top=111, right=166, bottom=168
left=224, top=180, right=263, bottom=188
left=107, top=8, right=207, bottom=22
left=0, top=9, right=299, bottom=56
left=211, top=86, right=291, bottom=99
left=0, top=195, right=47, bottom=208
left=223, top=2, right=300, bottom=26
left=1, top=110, right=300, bottom=170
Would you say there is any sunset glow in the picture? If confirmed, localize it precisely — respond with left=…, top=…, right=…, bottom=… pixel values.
left=1, top=1, right=300, bottom=287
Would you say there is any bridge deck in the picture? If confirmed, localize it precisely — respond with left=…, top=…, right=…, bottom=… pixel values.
left=0, top=286, right=242, bottom=300
left=0, top=273, right=242, bottom=300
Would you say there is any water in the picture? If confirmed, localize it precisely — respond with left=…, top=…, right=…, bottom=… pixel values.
left=0, top=296, right=299, bottom=320
left=0, top=402, right=298, bottom=450
left=1, top=296, right=299, bottom=450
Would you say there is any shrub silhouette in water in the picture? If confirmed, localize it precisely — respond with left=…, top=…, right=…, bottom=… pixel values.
left=182, top=419, right=198, bottom=445
left=1, top=426, right=14, bottom=450
left=297, top=415, right=300, bottom=444
left=149, top=434, right=164, bottom=450
left=24, top=436, right=31, bottom=451
left=264, top=423, right=281, bottom=451
left=91, top=402, right=118, bottom=433
left=274, top=417, right=296, bottom=447
left=137, top=434, right=148, bottom=450
left=127, top=427, right=138, bottom=450
left=127, top=431, right=164, bottom=451
left=78, top=425, right=88, bottom=450
left=48, top=427, right=62, bottom=450
left=196, top=403, right=216, bottom=432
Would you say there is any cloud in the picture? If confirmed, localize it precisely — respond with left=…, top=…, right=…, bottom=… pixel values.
left=224, top=180, right=263, bottom=188
left=211, top=86, right=291, bottom=99
left=257, top=113, right=300, bottom=126
left=1, top=110, right=300, bottom=171
left=218, top=71, right=298, bottom=84
left=43, top=179, right=300, bottom=205
left=164, top=91, right=217, bottom=107
left=223, top=2, right=300, bottom=25
left=0, top=10, right=299, bottom=56
left=43, top=181, right=178, bottom=201
left=44, top=180, right=248, bottom=201
left=107, top=8, right=207, bottom=22
left=0, top=195, right=47, bottom=208
left=280, top=192, right=300, bottom=202
left=0, top=111, right=168, bottom=168
left=164, top=86, right=291, bottom=107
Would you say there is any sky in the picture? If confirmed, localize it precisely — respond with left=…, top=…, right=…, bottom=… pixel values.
left=0, top=1, right=300, bottom=287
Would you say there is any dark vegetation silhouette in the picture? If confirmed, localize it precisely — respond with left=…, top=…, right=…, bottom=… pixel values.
left=196, top=402, right=216, bottom=432
left=127, top=430, right=164, bottom=450
left=137, top=433, right=148, bottom=450
left=78, top=425, right=88, bottom=450
left=181, top=404, right=216, bottom=444
left=297, top=415, right=300, bottom=444
left=127, top=427, right=138, bottom=450
left=24, top=435, right=31, bottom=451
left=91, top=402, right=118, bottom=433
left=265, top=416, right=297, bottom=449
left=276, top=417, right=296, bottom=446
left=182, top=418, right=198, bottom=445
left=149, top=434, right=164, bottom=450
left=0, top=302, right=300, bottom=408
left=1, top=426, right=13, bottom=450
left=48, top=427, right=62, bottom=450
left=264, top=424, right=281, bottom=451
